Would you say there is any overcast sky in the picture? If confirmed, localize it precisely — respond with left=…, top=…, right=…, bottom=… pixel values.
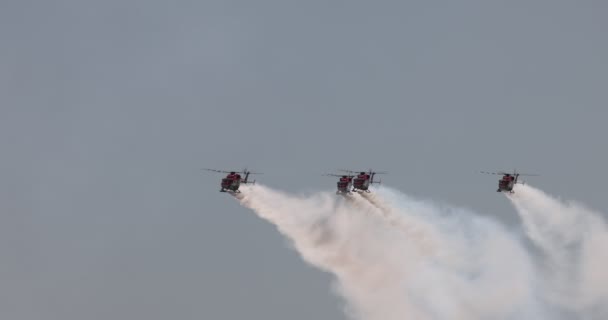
left=1, top=0, right=607, bottom=319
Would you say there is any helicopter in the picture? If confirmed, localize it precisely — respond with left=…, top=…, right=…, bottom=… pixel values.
left=481, top=170, right=538, bottom=193
left=324, top=173, right=355, bottom=194
left=203, top=168, right=261, bottom=193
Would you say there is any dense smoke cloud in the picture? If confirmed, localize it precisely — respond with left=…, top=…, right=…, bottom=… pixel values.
left=509, top=185, right=608, bottom=318
left=236, top=185, right=544, bottom=320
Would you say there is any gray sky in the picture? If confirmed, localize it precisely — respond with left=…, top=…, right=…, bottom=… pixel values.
left=1, top=0, right=607, bottom=319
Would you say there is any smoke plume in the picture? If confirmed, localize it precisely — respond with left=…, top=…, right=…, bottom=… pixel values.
left=236, top=185, right=544, bottom=320
left=508, top=185, right=608, bottom=317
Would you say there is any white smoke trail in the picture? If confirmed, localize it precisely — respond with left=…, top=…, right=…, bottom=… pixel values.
left=359, top=191, right=440, bottom=255
left=236, top=185, right=545, bottom=320
left=508, top=185, right=608, bottom=316
left=375, top=187, right=545, bottom=319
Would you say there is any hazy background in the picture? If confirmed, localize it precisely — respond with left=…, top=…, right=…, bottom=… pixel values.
left=1, top=0, right=606, bottom=319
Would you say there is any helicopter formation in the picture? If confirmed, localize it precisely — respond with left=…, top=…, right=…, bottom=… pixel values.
left=205, top=168, right=538, bottom=195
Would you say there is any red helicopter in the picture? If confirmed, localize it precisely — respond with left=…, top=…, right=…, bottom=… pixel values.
left=203, top=168, right=261, bottom=193
left=481, top=170, right=538, bottom=193
left=324, top=173, right=354, bottom=194
left=339, top=169, right=386, bottom=193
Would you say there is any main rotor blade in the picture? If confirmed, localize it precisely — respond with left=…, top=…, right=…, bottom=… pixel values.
left=480, top=171, right=502, bottom=175
left=324, top=173, right=354, bottom=177
left=341, top=169, right=388, bottom=174
left=481, top=171, right=513, bottom=175
left=481, top=170, right=537, bottom=176
left=366, top=168, right=388, bottom=174
left=323, top=173, right=343, bottom=177
left=202, top=168, right=231, bottom=174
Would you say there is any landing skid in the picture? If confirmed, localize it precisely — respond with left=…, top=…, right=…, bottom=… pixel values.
left=497, top=189, right=515, bottom=194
